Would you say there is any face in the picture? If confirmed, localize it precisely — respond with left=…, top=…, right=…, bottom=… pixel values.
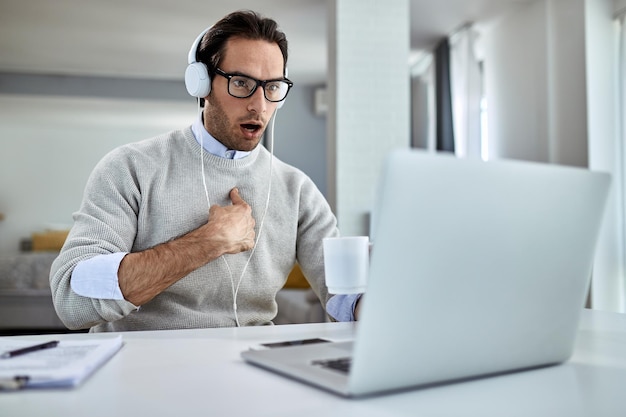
left=203, top=37, right=284, bottom=151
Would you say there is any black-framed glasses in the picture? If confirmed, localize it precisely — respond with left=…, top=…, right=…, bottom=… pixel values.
left=215, top=68, right=293, bottom=102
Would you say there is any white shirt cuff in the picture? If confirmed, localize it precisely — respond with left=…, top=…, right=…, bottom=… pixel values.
left=326, top=293, right=362, bottom=321
left=71, top=252, right=127, bottom=299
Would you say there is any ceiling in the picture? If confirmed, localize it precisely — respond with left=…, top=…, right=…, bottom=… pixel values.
left=0, top=0, right=529, bottom=85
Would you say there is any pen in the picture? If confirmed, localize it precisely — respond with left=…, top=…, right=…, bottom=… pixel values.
left=0, top=376, right=29, bottom=390
left=0, top=340, right=59, bottom=359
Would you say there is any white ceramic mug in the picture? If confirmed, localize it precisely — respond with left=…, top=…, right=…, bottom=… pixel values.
left=323, top=236, right=369, bottom=294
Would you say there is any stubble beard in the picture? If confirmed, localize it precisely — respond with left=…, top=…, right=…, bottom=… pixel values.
left=204, top=94, right=265, bottom=152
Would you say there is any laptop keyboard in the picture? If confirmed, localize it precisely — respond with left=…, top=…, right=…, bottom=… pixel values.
left=312, top=357, right=352, bottom=374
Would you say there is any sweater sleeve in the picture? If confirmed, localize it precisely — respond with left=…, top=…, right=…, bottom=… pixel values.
left=50, top=147, right=142, bottom=330
left=292, top=175, right=340, bottom=314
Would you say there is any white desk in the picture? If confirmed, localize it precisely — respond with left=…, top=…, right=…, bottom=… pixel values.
left=1, top=308, right=625, bottom=416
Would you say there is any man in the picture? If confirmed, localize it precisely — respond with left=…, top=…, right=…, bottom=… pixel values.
left=50, top=10, right=359, bottom=332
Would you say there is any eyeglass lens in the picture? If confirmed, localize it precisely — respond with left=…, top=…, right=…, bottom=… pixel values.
left=228, top=75, right=289, bottom=102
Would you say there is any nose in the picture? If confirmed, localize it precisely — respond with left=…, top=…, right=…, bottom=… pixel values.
left=246, top=86, right=268, bottom=114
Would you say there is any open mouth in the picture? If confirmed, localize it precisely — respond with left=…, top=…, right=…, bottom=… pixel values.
left=241, top=123, right=262, bottom=134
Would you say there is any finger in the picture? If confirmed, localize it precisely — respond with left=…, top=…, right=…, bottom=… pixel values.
left=230, top=188, right=244, bottom=205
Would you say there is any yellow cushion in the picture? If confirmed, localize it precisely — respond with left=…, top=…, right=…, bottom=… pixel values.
left=31, top=230, right=69, bottom=252
left=283, top=264, right=311, bottom=289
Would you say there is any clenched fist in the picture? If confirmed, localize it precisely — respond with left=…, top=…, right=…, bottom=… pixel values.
left=206, top=188, right=256, bottom=254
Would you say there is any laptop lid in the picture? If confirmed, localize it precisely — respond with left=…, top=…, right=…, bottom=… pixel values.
left=243, top=149, right=611, bottom=397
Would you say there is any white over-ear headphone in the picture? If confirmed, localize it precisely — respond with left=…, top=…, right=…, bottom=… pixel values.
left=185, top=27, right=212, bottom=98
left=184, top=26, right=288, bottom=108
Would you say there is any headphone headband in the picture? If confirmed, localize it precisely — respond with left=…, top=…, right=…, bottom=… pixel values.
left=184, top=25, right=287, bottom=109
left=188, top=26, right=211, bottom=65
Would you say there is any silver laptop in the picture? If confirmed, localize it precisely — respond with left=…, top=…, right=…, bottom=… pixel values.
left=242, top=149, right=611, bottom=397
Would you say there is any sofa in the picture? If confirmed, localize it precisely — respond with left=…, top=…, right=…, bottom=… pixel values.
left=0, top=250, right=325, bottom=333
left=0, top=251, right=66, bottom=331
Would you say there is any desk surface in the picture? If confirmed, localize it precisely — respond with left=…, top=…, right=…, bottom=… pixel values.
left=1, top=309, right=625, bottom=417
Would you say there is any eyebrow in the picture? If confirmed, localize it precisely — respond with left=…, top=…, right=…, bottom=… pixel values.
left=221, top=69, right=286, bottom=82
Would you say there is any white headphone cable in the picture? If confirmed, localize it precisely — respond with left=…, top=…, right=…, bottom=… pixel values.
left=198, top=98, right=274, bottom=327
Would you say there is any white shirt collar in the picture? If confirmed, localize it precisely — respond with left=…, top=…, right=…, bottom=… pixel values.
left=191, top=115, right=251, bottom=160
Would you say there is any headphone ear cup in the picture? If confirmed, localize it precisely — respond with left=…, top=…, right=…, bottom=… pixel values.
left=185, top=62, right=211, bottom=98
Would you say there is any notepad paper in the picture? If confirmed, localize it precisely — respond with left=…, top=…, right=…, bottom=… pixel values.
left=0, top=335, right=122, bottom=389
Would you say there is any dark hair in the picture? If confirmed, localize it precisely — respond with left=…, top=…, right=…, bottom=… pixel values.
left=196, top=10, right=288, bottom=78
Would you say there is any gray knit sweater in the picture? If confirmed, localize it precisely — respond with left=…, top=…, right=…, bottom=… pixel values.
left=50, top=127, right=338, bottom=332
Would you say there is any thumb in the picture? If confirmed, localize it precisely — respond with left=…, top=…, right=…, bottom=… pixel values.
left=230, top=188, right=244, bottom=205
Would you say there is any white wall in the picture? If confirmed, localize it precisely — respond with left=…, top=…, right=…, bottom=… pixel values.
left=0, top=95, right=194, bottom=254
left=548, top=0, right=589, bottom=167
left=482, top=2, right=548, bottom=161
left=272, top=85, right=327, bottom=197
left=586, top=0, right=624, bottom=312
left=481, top=0, right=624, bottom=312
left=0, top=86, right=327, bottom=256
left=482, top=0, right=588, bottom=166
left=328, top=0, right=410, bottom=237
